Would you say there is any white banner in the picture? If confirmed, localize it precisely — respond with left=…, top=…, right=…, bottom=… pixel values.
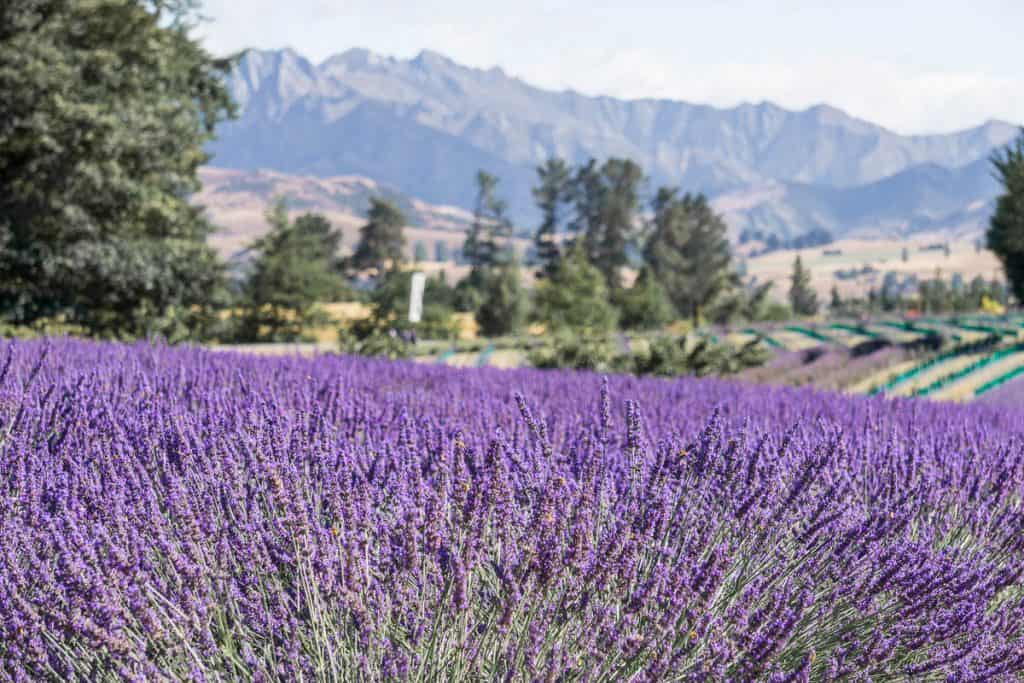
left=408, top=271, right=426, bottom=323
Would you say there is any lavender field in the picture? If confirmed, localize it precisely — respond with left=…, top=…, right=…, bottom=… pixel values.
left=1, top=339, right=1024, bottom=681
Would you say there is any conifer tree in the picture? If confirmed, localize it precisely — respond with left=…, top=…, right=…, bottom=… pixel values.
left=789, top=254, right=819, bottom=316
left=350, top=198, right=407, bottom=274
left=644, top=188, right=733, bottom=324
left=988, top=130, right=1024, bottom=303
left=532, top=158, right=573, bottom=279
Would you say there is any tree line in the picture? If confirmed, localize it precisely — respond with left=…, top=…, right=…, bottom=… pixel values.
left=2, top=0, right=1023, bottom=344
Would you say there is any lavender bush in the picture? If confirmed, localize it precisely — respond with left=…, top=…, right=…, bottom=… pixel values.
left=1, top=338, right=1023, bottom=681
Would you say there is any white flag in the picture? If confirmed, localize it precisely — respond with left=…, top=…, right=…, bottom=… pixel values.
left=409, top=271, right=426, bottom=323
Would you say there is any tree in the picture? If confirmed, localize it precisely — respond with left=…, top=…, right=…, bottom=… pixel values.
left=788, top=255, right=819, bottom=316
left=644, top=189, right=734, bottom=324
left=464, top=170, right=513, bottom=270
left=355, top=269, right=457, bottom=340
left=532, top=158, right=573, bottom=279
left=350, top=198, right=406, bottom=274
left=0, top=0, right=236, bottom=338
left=880, top=271, right=902, bottom=312
left=476, top=257, right=527, bottom=337
left=988, top=130, right=1024, bottom=303
left=240, top=201, right=345, bottom=341
left=569, top=158, right=644, bottom=288
left=901, top=246, right=909, bottom=263
left=830, top=285, right=843, bottom=313
left=534, top=241, right=618, bottom=332
left=615, top=266, right=675, bottom=330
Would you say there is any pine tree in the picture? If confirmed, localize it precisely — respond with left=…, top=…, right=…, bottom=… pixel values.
left=350, top=198, right=407, bottom=274
left=987, top=129, right=1024, bottom=303
left=241, top=201, right=346, bottom=341
left=532, top=158, right=572, bottom=279
left=464, top=171, right=513, bottom=270
left=568, top=159, right=643, bottom=288
left=592, top=158, right=644, bottom=288
left=789, top=255, right=819, bottom=316
left=830, top=284, right=843, bottom=314
left=475, top=256, right=527, bottom=337
left=644, top=189, right=733, bottom=324
left=533, top=241, right=618, bottom=332
left=615, top=266, right=675, bottom=330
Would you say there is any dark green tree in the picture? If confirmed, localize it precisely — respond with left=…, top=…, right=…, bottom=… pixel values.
left=0, top=0, right=237, bottom=338
left=533, top=241, right=618, bottom=332
left=614, top=266, right=675, bottom=330
left=532, top=158, right=573, bottom=279
left=987, top=130, right=1024, bottom=303
left=240, top=201, right=345, bottom=341
left=569, top=158, right=644, bottom=288
left=350, top=198, right=406, bottom=274
left=644, top=188, right=733, bottom=324
left=830, top=284, right=843, bottom=313
left=463, top=170, right=513, bottom=270
left=788, top=254, right=819, bottom=316
left=475, top=256, right=527, bottom=337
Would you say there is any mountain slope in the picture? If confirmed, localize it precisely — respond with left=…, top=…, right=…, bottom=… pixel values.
left=195, top=167, right=478, bottom=260
left=207, top=47, right=1019, bottom=238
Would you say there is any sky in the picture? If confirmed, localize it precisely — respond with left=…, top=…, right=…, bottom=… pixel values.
left=196, top=0, right=1024, bottom=135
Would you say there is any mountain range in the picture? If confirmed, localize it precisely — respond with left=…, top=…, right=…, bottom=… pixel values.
left=205, top=47, right=1019, bottom=242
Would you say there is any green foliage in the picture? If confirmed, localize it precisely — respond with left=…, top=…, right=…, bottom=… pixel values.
left=614, top=266, right=675, bottom=330
left=705, top=278, right=775, bottom=325
left=367, top=269, right=458, bottom=340
left=533, top=242, right=618, bottom=332
left=644, top=189, right=734, bottom=323
left=339, top=269, right=460, bottom=357
left=759, top=301, right=794, bottom=322
left=0, top=0, right=236, bottom=338
left=338, top=316, right=411, bottom=360
left=476, top=259, right=528, bottom=337
left=988, top=129, right=1024, bottom=303
left=532, top=158, right=573, bottom=279
left=631, top=335, right=770, bottom=378
left=464, top=171, right=513, bottom=270
left=788, top=255, right=819, bottom=316
left=570, top=158, right=644, bottom=288
left=527, top=333, right=622, bottom=372
left=453, top=268, right=487, bottom=313
left=350, top=197, right=406, bottom=274
left=528, top=333, right=769, bottom=377
left=239, top=202, right=346, bottom=341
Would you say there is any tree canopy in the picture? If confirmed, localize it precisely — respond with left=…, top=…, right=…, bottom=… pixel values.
left=239, top=201, right=345, bottom=341
left=788, top=254, right=819, bottom=316
left=644, top=189, right=733, bottom=324
left=0, top=0, right=236, bottom=337
left=988, top=130, right=1024, bottom=303
left=533, top=241, right=618, bottom=333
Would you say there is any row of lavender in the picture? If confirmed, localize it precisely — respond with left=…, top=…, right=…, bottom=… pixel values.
left=1, top=339, right=1023, bottom=681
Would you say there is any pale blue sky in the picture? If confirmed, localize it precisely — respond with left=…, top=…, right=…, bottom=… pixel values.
left=197, top=0, right=1023, bottom=134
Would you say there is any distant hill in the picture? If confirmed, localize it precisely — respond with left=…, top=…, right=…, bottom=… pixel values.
left=205, top=47, right=1019, bottom=240
left=196, top=167, right=476, bottom=260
